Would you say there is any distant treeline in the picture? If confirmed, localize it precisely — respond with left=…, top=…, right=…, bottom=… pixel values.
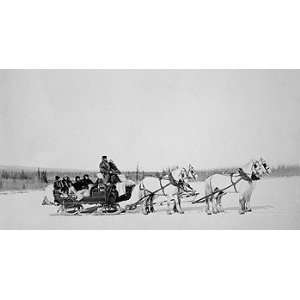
left=1, top=169, right=48, bottom=182
left=195, top=164, right=300, bottom=181
left=0, top=169, right=48, bottom=191
left=0, top=164, right=299, bottom=191
left=124, top=165, right=300, bottom=182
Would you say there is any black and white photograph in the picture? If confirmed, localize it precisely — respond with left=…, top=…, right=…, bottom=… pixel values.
left=0, top=69, right=299, bottom=229
left=1, top=2, right=300, bottom=300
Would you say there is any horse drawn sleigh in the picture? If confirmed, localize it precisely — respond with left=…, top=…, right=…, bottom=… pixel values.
left=52, top=183, right=135, bottom=215
left=43, top=166, right=196, bottom=216
left=42, top=158, right=271, bottom=216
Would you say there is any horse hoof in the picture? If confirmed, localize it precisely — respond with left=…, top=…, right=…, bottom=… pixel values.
left=246, top=209, right=252, bottom=212
left=239, top=210, right=245, bottom=215
left=207, top=212, right=212, bottom=215
left=179, top=211, right=184, bottom=214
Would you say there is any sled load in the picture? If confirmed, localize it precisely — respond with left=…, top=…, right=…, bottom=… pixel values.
left=42, top=156, right=136, bottom=215
left=53, top=182, right=135, bottom=215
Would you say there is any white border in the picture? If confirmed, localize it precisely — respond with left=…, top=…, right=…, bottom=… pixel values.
left=0, top=0, right=300, bottom=68
left=0, top=231, right=299, bottom=300
left=1, top=1, right=300, bottom=300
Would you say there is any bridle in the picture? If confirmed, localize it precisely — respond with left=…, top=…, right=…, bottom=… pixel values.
left=182, top=164, right=198, bottom=181
left=260, top=159, right=271, bottom=174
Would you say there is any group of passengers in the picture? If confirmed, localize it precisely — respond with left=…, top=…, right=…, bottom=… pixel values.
left=53, top=174, right=96, bottom=199
left=53, top=155, right=122, bottom=201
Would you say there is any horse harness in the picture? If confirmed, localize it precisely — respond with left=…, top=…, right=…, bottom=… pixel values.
left=192, top=168, right=257, bottom=204
left=133, top=172, right=188, bottom=206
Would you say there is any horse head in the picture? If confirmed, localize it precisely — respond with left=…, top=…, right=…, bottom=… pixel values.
left=251, top=160, right=263, bottom=179
left=241, top=159, right=263, bottom=180
left=168, top=167, right=196, bottom=193
left=187, top=164, right=198, bottom=180
left=250, top=158, right=271, bottom=180
left=169, top=167, right=186, bottom=182
left=259, top=157, right=271, bottom=175
left=180, top=164, right=198, bottom=181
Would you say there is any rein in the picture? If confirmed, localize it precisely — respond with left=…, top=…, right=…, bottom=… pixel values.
left=129, top=171, right=191, bottom=207
left=130, top=181, right=172, bottom=207
left=192, top=175, right=244, bottom=204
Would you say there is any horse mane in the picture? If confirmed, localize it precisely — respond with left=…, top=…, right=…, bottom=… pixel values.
left=170, top=167, right=185, bottom=181
left=240, top=160, right=255, bottom=175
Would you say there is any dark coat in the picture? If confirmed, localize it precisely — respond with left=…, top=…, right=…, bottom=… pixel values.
left=99, top=160, right=111, bottom=184
left=109, top=161, right=121, bottom=174
left=61, top=178, right=72, bottom=192
left=99, top=159, right=122, bottom=184
left=99, top=160, right=110, bottom=175
left=73, top=180, right=85, bottom=191
left=53, top=179, right=63, bottom=191
left=81, top=178, right=94, bottom=189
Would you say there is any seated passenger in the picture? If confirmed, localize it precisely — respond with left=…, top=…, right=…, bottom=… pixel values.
left=82, top=174, right=94, bottom=189
left=61, top=175, right=73, bottom=194
left=72, top=176, right=83, bottom=191
left=71, top=176, right=89, bottom=200
left=53, top=176, right=63, bottom=192
left=53, top=176, right=64, bottom=204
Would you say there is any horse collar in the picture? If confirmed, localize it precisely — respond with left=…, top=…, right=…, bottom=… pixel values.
left=238, top=168, right=252, bottom=182
left=251, top=173, right=260, bottom=181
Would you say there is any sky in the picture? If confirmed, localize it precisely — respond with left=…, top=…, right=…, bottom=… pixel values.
left=0, top=70, right=299, bottom=171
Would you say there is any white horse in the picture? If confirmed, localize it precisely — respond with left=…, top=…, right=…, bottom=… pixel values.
left=203, top=158, right=271, bottom=215
left=121, top=167, right=193, bottom=215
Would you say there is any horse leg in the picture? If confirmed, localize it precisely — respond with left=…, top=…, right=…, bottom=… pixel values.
left=205, top=198, right=209, bottom=214
left=245, top=193, right=252, bottom=212
left=149, top=195, right=155, bottom=213
left=206, top=196, right=213, bottom=215
left=239, top=195, right=246, bottom=215
left=166, top=196, right=173, bottom=215
left=173, top=199, right=179, bottom=213
left=213, top=198, right=218, bottom=214
left=216, top=193, right=224, bottom=213
left=174, top=195, right=184, bottom=214
left=211, top=189, right=219, bottom=214
left=216, top=193, right=221, bottom=212
left=142, top=196, right=150, bottom=215
left=204, top=180, right=214, bottom=215
left=204, top=191, right=211, bottom=215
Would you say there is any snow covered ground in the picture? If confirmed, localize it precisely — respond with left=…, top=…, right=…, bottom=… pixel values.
left=0, top=176, right=300, bottom=229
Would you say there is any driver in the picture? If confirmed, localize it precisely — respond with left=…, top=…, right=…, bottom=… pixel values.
left=99, top=155, right=121, bottom=184
left=99, top=156, right=110, bottom=184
